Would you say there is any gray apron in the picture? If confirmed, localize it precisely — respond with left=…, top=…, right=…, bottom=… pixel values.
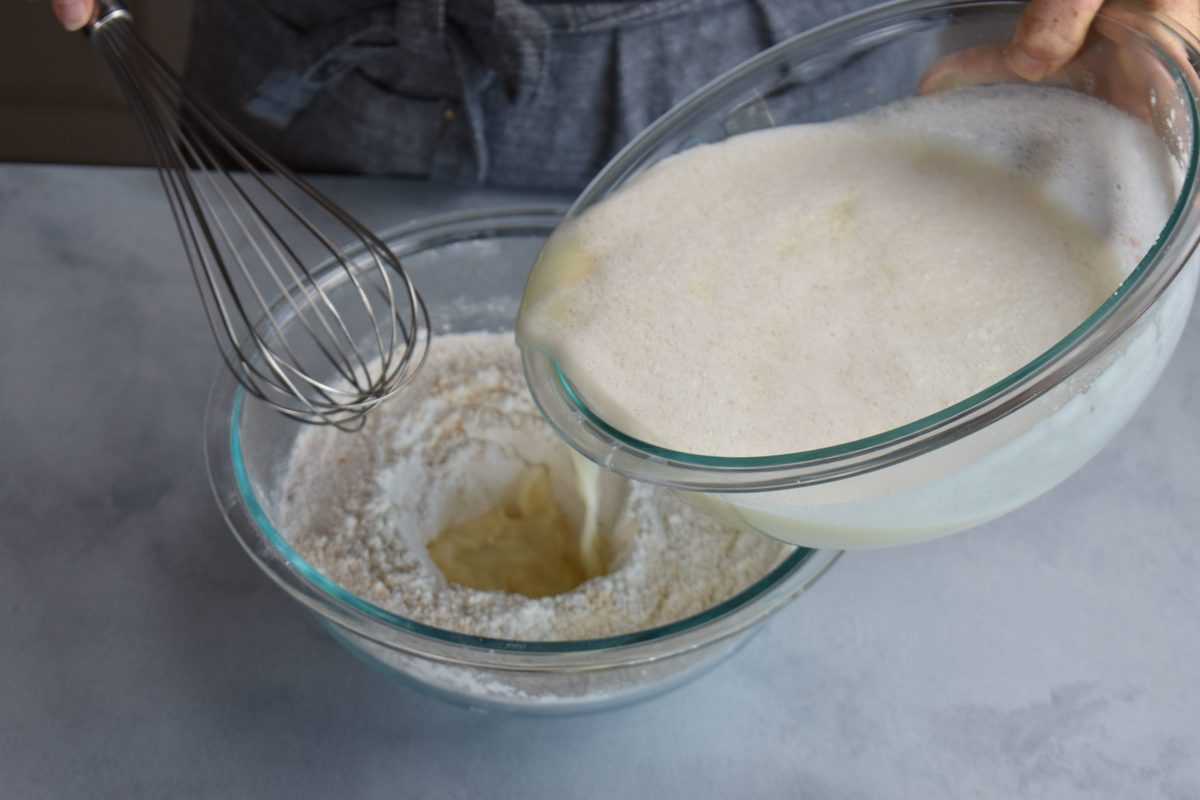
left=184, top=0, right=906, bottom=190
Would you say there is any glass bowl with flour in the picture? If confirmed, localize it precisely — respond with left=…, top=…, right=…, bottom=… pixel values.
left=519, top=0, right=1200, bottom=549
left=207, top=209, right=839, bottom=714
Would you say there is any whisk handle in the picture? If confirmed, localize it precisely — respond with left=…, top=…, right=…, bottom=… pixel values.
left=87, top=0, right=132, bottom=34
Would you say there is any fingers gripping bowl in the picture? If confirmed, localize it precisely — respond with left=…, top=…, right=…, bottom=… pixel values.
left=519, top=0, right=1200, bottom=549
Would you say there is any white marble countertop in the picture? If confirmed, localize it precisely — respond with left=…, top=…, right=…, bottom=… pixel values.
left=3, top=163, right=1198, bottom=799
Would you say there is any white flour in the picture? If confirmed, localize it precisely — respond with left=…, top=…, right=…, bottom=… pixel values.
left=277, top=331, right=789, bottom=641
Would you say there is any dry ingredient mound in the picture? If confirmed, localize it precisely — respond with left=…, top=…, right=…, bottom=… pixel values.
left=278, top=331, right=790, bottom=641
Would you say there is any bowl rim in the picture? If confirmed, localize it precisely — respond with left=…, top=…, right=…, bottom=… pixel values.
left=205, top=206, right=843, bottom=670
left=520, top=0, right=1200, bottom=491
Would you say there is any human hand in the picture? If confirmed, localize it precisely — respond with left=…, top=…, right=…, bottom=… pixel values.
left=52, top=0, right=98, bottom=31
left=920, top=0, right=1198, bottom=126
left=1004, top=0, right=1198, bottom=81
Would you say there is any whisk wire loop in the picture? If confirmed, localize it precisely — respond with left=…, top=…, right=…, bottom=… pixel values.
left=88, top=2, right=429, bottom=430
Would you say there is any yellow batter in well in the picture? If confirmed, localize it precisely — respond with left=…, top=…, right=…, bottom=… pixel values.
left=427, top=465, right=612, bottom=598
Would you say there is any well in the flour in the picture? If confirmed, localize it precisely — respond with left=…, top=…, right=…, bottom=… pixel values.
left=277, top=331, right=790, bottom=641
left=426, top=463, right=615, bottom=598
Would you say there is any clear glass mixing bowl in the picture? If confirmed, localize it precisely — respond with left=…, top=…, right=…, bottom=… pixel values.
left=205, top=209, right=840, bottom=715
left=521, top=0, right=1200, bottom=548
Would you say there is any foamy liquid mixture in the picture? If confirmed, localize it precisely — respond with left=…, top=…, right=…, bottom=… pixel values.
left=517, top=86, right=1177, bottom=457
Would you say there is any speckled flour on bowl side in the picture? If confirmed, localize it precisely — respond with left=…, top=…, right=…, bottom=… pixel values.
left=277, top=331, right=790, bottom=641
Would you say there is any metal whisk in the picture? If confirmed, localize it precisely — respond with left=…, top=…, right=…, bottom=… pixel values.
left=85, top=1, right=430, bottom=430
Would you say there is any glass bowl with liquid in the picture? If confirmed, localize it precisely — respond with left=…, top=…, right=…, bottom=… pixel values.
left=205, top=209, right=840, bottom=715
left=520, top=0, right=1200, bottom=548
